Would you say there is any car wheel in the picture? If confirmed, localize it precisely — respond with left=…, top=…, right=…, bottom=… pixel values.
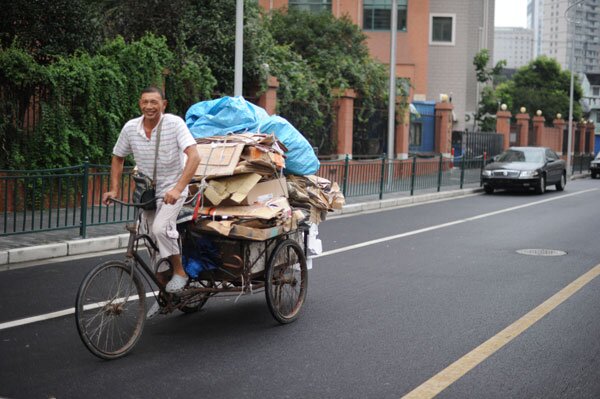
left=483, top=184, right=494, bottom=194
left=535, top=175, right=546, bottom=194
left=555, top=172, right=566, bottom=191
left=592, top=172, right=598, bottom=179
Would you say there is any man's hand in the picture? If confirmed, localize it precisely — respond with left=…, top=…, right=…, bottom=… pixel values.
left=163, top=188, right=182, bottom=205
left=102, top=191, right=117, bottom=206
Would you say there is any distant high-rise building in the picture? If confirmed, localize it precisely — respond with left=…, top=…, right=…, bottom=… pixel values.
left=494, top=27, right=534, bottom=68
left=529, top=0, right=600, bottom=74
left=527, top=0, right=544, bottom=57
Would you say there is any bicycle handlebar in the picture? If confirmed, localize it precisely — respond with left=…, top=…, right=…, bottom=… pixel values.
left=107, top=197, right=160, bottom=208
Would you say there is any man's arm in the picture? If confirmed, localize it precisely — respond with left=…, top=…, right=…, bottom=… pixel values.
left=163, top=145, right=200, bottom=205
left=102, top=155, right=125, bottom=205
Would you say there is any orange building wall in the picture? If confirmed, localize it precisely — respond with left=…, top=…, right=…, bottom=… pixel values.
left=257, top=0, right=429, bottom=99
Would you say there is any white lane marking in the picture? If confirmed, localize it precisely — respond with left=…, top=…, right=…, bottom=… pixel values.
left=314, top=189, right=597, bottom=259
left=0, top=292, right=157, bottom=331
left=0, top=188, right=596, bottom=331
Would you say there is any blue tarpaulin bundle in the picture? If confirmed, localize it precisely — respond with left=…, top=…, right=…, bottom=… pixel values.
left=185, top=96, right=319, bottom=175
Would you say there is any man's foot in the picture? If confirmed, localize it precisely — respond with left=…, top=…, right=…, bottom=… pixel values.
left=166, top=274, right=188, bottom=294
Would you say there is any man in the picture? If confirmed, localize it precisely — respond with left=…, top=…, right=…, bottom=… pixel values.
left=102, top=86, right=200, bottom=297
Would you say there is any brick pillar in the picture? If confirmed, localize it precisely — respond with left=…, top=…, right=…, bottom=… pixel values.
left=333, top=88, right=356, bottom=159
left=515, top=113, right=530, bottom=146
left=587, top=122, right=596, bottom=154
left=395, top=107, right=409, bottom=159
left=553, top=118, right=566, bottom=156
left=577, top=122, right=587, bottom=154
left=434, top=101, right=453, bottom=155
left=257, top=76, right=279, bottom=115
left=532, top=115, right=545, bottom=147
left=496, top=110, right=512, bottom=150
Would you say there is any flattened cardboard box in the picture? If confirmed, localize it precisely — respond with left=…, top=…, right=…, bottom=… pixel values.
left=226, top=176, right=288, bottom=206
left=195, top=143, right=244, bottom=177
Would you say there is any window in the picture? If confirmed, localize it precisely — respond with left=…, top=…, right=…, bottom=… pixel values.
left=409, top=121, right=422, bottom=147
left=363, top=0, right=408, bottom=31
left=288, top=0, right=331, bottom=12
left=593, top=86, right=600, bottom=96
left=430, top=14, right=455, bottom=45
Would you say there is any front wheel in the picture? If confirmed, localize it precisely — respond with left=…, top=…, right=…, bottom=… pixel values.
left=483, top=184, right=494, bottom=194
left=265, top=239, right=308, bottom=324
left=555, top=173, right=566, bottom=191
left=75, top=260, right=146, bottom=360
left=535, top=175, right=546, bottom=194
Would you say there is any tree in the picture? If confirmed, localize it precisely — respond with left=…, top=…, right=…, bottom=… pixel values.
left=0, top=0, right=101, bottom=62
left=473, top=49, right=506, bottom=131
left=495, top=56, right=582, bottom=125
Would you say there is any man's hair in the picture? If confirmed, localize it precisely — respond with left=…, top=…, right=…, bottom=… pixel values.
left=141, top=86, right=164, bottom=99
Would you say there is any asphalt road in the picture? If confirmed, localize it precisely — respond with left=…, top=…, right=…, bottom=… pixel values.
left=1, top=179, right=600, bottom=398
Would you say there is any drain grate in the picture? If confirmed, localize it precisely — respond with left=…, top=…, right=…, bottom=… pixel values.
left=516, top=249, right=567, bottom=256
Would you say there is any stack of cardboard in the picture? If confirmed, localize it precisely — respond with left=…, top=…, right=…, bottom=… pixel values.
left=188, top=133, right=344, bottom=241
left=190, top=133, right=303, bottom=241
left=286, top=175, right=345, bottom=224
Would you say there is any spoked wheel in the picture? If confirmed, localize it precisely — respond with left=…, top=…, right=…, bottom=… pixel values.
left=265, top=239, right=307, bottom=324
left=75, top=260, right=146, bottom=360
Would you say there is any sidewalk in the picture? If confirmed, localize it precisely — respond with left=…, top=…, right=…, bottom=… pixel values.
left=0, top=185, right=487, bottom=267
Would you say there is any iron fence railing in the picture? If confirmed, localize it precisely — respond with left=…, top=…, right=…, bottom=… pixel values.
left=0, top=154, right=594, bottom=237
left=1, top=161, right=135, bottom=237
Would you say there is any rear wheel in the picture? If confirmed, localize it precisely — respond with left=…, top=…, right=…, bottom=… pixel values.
left=555, top=173, right=566, bottom=191
left=535, top=175, right=546, bottom=194
left=75, top=261, right=146, bottom=360
left=265, top=240, right=307, bottom=324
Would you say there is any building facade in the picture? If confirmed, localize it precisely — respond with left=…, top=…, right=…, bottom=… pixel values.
left=529, top=0, right=600, bottom=74
left=494, top=27, right=534, bottom=68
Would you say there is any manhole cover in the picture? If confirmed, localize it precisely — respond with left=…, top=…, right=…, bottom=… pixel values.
left=516, top=249, right=567, bottom=256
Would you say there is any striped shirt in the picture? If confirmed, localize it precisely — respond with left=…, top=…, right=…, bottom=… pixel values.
left=113, top=113, right=197, bottom=197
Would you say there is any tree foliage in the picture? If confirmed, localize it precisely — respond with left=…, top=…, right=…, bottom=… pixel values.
left=0, top=0, right=100, bottom=63
left=496, top=56, right=582, bottom=124
left=473, top=49, right=506, bottom=131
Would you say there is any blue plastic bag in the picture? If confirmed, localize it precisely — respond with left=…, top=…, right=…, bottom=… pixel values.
left=182, top=236, right=221, bottom=278
left=185, top=96, right=319, bottom=175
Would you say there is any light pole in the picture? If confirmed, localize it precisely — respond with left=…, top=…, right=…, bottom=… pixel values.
left=564, top=0, right=585, bottom=174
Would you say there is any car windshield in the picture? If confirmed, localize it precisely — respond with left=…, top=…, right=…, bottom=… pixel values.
left=595, top=152, right=600, bottom=160
left=496, top=149, right=544, bottom=163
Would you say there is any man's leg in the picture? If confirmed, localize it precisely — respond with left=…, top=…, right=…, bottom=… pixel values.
left=152, top=196, right=188, bottom=292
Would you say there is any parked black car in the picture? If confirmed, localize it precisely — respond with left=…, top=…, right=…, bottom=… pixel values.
left=590, top=152, right=600, bottom=179
left=481, top=147, right=566, bottom=194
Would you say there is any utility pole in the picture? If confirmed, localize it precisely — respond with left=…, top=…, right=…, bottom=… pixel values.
left=234, top=0, right=244, bottom=97
left=387, top=0, right=398, bottom=160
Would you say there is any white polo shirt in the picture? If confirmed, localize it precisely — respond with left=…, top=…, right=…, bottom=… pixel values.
left=113, top=113, right=197, bottom=197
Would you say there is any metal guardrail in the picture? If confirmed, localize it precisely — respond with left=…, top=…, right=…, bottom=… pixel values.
left=0, top=154, right=593, bottom=237
left=0, top=161, right=135, bottom=237
left=317, top=154, right=486, bottom=200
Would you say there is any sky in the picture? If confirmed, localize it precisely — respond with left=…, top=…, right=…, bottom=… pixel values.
left=495, top=0, right=528, bottom=28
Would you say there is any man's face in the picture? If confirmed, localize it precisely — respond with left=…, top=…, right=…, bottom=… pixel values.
left=139, top=92, right=166, bottom=121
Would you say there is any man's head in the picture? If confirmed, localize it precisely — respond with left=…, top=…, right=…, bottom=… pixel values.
left=139, top=86, right=167, bottom=122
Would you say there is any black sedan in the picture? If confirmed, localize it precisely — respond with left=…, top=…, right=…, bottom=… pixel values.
left=481, top=146, right=566, bottom=194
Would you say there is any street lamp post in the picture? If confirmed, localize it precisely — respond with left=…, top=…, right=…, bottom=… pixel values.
left=565, top=0, right=585, bottom=174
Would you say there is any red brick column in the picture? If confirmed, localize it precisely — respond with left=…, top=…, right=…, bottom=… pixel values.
left=333, top=88, right=356, bottom=158
left=553, top=118, right=566, bottom=155
left=532, top=115, right=545, bottom=147
left=516, top=113, right=530, bottom=146
left=495, top=110, right=512, bottom=150
left=587, top=122, right=596, bottom=154
left=577, top=122, right=587, bottom=154
left=257, top=76, right=279, bottom=116
left=395, top=108, right=410, bottom=159
left=434, top=102, right=453, bottom=155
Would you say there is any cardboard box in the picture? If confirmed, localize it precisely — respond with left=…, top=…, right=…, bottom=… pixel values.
left=242, top=177, right=288, bottom=205
left=195, top=143, right=244, bottom=177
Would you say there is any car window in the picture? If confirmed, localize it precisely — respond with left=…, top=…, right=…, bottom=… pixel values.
left=596, top=152, right=600, bottom=160
left=545, top=149, right=558, bottom=161
left=497, top=149, right=543, bottom=163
